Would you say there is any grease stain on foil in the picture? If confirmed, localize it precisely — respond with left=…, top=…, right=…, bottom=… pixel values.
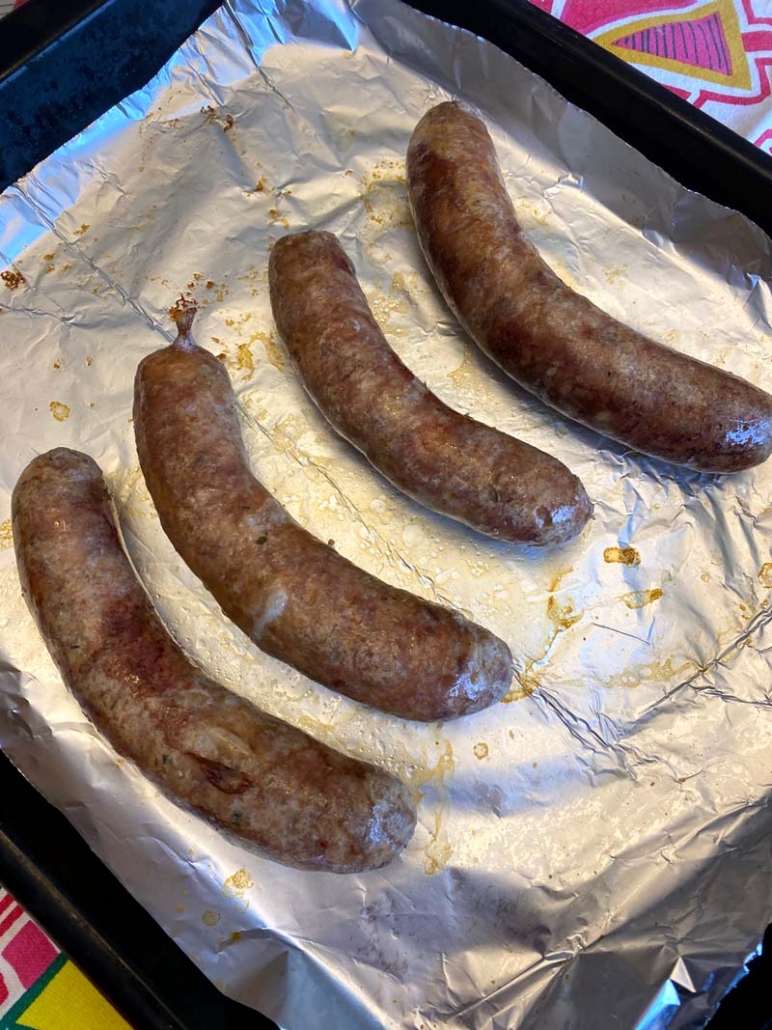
left=222, top=868, right=254, bottom=911
left=622, top=588, right=663, bottom=610
left=604, top=547, right=641, bottom=567
left=360, top=158, right=411, bottom=229
left=49, top=401, right=70, bottom=422
left=603, top=656, right=696, bottom=690
left=505, top=592, right=583, bottom=702
left=1, top=270, right=25, bottom=290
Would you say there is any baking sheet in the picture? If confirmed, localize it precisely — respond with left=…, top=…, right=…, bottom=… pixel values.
left=1, top=0, right=772, bottom=1027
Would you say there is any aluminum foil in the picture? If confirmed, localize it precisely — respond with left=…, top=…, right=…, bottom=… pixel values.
left=1, top=1, right=771, bottom=1026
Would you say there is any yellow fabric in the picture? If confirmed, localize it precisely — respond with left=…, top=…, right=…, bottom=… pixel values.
left=16, top=960, right=130, bottom=1030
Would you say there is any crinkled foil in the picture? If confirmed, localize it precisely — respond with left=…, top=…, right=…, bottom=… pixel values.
left=1, top=1, right=771, bottom=1027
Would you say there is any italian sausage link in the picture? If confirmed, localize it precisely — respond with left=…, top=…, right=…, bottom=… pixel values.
left=133, top=308, right=512, bottom=722
left=406, top=102, right=772, bottom=474
left=268, top=230, right=591, bottom=546
left=12, top=449, right=416, bottom=873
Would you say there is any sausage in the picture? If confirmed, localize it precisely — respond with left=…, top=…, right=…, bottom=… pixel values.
left=268, top=230, right=592, bottom=546
left=406, top=102, right=772, bottom=474
left=133, top=307, right=512, bottom=722
left=12, top=448, right=417, bottom=873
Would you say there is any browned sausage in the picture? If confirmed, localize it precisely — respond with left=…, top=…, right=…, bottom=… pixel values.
left=268, top=230, right=592, bottom=546
left=133, top=307, right=512, bottom=722
left=12, top=448, right=417, bottom=872
left=407, top=102, right=772, bottom=474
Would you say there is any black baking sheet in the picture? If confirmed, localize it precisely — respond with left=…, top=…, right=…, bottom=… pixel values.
left=1, top=0, right=771, bottom=1027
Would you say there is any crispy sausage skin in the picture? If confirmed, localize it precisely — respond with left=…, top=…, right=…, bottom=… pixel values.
left=407, top=102, right=772, bottom=474
left=133, top=310, right=512, bottom=722
left=12, top=449, right=416, bottom=872
left=268, top=230, right=591, bottom=546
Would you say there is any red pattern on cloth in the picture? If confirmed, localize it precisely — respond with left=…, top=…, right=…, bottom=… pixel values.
left=531, top=0, right=772, bottom=147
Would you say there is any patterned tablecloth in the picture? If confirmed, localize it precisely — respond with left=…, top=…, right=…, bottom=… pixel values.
left=533, top=0, right=772, bottom=151
left=0, top=0, right=770, bottom=1027
left=0, top=887, right=128, bottom=1028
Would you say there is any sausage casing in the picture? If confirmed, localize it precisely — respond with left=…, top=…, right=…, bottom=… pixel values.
left=133, top=312, right=512, bottom=722
left=12, top=448, right=417, bottom=872
left=268, top=229, right=592, bottom=546
left=406, top=102, right=772, bottom=474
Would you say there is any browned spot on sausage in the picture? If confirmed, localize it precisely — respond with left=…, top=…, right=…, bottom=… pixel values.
left=622, top=588, right=663, bottom=610
left=198, top=758, right=250, bottom=794
left=1, top=270, right=25, bottom=290
left=604, top=546, right=641, bottom=567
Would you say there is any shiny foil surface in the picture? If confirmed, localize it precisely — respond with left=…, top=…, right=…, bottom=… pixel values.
left=1, top=1, right=772, bottom=1027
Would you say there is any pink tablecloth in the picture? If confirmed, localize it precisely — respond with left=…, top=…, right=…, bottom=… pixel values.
left=531, top=0, right=772, bottom=152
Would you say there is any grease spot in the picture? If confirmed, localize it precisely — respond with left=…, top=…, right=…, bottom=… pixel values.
left=0, top=519, right=12, bottom=549
left=622, top=588, right=663, bottom=610
left=202, top=911, right=221, bottom=926
left=268, top=208, right=290, bottom=229
left=1, top=270, right=24, bottom=290
left=604, top=547, right=640, bottom=567
left=759, top=563, right=772, bottom=588
left=547, top=595, right=581, bottom=631
left=49, top=401, right=70, bottom=422
left=504, top=593, right=581, bottom=701
left=252, top=329, right=285, bottom=371
left=603, top=263, right=629, bottom=285
left=548, top=567, right=574, bottom=593
left=74, top=223, right=90, bottom=237
left=407, top=741, right=454, bottom=794
left=423, top=810, right=452, bottom=876
left=473, top=742, right=489, bottom=760
left=361, top=158, right=411, bottom=228
left=604, top=656, right=695, bottom=690
left=236, top=343, right=254, bottom=377
left=224, top=868, right=253, bottom=895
